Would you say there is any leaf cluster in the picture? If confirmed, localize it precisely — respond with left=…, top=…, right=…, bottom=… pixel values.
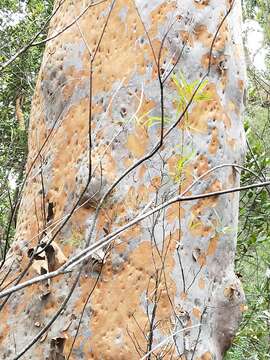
left=0, top=0, right=53, bottom=257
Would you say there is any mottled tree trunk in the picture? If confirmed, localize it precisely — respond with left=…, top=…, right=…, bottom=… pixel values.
left=0, top=0, right=246, bottom=359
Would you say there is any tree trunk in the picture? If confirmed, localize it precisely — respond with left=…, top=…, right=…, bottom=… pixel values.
left=0, top=0, right=246, bottom=359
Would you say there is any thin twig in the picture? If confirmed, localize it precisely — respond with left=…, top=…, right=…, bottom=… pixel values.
left=140, top=324, right=201, bottom=360
left=1, top=178, right=269, bottom=301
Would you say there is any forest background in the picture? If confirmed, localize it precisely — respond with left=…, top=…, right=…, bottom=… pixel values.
left=0, top=0, right=269, bottom=358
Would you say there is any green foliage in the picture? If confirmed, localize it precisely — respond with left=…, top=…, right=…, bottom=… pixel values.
left=226, top=2, right=270, bottom=357
left=171, top=72, right=211, bottom=121
left=224, top=10, right=270, bottom=360
left=226, top=99, right=270, bottom=358
left=145, top=115, right=171, bottom=128
left=142, top=71, right=211, bottom=129
left=140, top=72, right=211, bottom=183
left=226, top=63, right=270, bottom=360
left=243, top=0, right=270, bottom=44
left=0, top=0, right=53, bottom=257
left=173, top=149, right=196, bottom=182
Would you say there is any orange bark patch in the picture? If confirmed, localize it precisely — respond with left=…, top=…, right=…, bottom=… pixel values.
left=194, top=25, right=212, bottom=48
left=194, top=154, right=209, bottom=177
left=123, top=156, right=133, bottom=168
left=149, top=176, right=162, bottom=192
left=189, top=215, right=212, bottom=238
left=138, top=163, right=147, bottom=178
left=209, top=179, right=222, bottom=193
left=87, top=239, right=177, bottom=357
left=208, top=126, right=219, bottom=154
left=167, top=154, right=180, bottom=175
left=74, top=276, right=99, bottom=310
left=0, top=306, right=10, bottom=345
left=198, top=277, right=206, bottom=289
left=114, top=239, right=128, bottom=254
left=213, top=20, right=228, bottom=51
left=125, top=184, right=149, bottom=210
left=147, top=1, right=177, bottom=44
left=137, top=99, right=156, bottom=125
left=207, top=235, right=219, bottom=256
left=201, top=52, right=225, bottom=70
left=180, top=163, right=194, bottom=193
left=201, top=31, right=230, bottom=87
left=82, top=2, right=147, bottom=93
left=199, top=352, right=213, bottom=360
left=103, top=152, right=117, bottom=181
left=238, top=79, right=244, bottom=91
left=119, top=224, right=141, bottom=243
left=198, top=252, right=207, bottom=267
left=180, top=30, right=194, bottom=47
left=227, top=137, right=237, bottom=151
left=126, top=133, right=145, bottom=158
left=194, top=0, right=210, bottom=9
left=188, top=83, right=231, bottom=134
left=220, top=70, right=229, bottom=91
left=192, top=307, right=202, bottom=319
left=126, top=125, right=149, bottom=158
left=181, top=292, right=188, bottom=300
left=95, top=209, right=113, bottom=236
left=166, top=203, right=181, bottom=224
left=138, top=184, right=149, bottom=204
left=190, top=181, right=222, bottom=237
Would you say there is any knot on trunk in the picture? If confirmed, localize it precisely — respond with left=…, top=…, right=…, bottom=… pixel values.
left=210, top=273, right=245, bottom=357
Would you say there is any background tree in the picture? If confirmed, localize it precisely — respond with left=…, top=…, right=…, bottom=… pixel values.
left=226, top=1, right=270, bottom=358
left=0, top=0, right=53, bottom=263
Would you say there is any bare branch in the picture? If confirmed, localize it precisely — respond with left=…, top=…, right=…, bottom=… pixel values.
left=1, top=178, right=269, bottom=301
left=140, top=324, right=201, bottom=360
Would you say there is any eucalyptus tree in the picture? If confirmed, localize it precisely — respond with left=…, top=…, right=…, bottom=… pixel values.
left=0, top=0, right=249, bottom=359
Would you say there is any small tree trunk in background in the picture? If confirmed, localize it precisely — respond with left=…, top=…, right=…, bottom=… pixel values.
left=0, top=0, right=246, bottom=359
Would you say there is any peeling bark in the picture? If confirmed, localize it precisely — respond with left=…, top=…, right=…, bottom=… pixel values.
left=0, top=0, right=246, bottom=359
